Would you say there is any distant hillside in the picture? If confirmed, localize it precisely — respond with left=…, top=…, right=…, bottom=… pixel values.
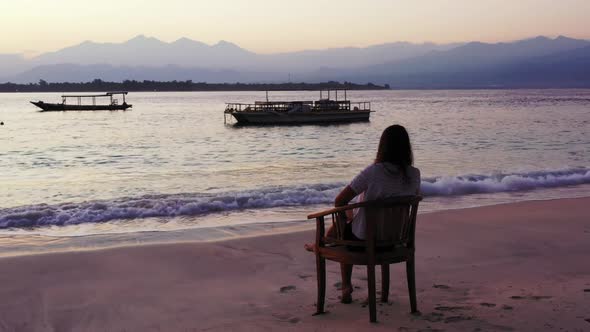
left=371, top=36, right=589, bottom=74
left=311, top=36, right=590, bottom=88
left=32, top=36, right=258, bottom=69
left=0, top=54, right=28, bottom=77
left=2, top=35, right=590, bottom=88
left=3, top=35, right=454, bottom=77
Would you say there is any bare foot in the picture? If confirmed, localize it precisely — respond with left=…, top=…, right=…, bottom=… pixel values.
left=341, top=293, right=352, bottom=304
left=304, top=243, right=315, bottom=252
left=341, top=285, right=353, bottom=304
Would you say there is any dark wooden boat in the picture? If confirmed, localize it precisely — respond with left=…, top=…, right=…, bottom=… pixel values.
left=224, top=90, right=371, bottom=125
left=31, top=92, right=132, bottom=112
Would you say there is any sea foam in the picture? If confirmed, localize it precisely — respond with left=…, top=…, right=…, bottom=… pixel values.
left=421, top=167, right=590, bottom=196
left=1, top=167, right=588, bottom=229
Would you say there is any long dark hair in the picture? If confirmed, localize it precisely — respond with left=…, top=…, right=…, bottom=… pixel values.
left=375, top=125, right=414, bottom=180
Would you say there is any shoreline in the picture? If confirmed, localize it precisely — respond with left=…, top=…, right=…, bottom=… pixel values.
left=0, top=197, right=589, bottom=331
left=0, top=195, right=588, bottom=258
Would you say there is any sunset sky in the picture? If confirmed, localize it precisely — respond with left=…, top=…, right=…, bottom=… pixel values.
left=1, top=0, right=589, bottom=55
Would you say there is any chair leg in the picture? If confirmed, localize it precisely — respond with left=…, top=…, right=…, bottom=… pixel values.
left=406, top=258, right=418, bottom=313
left=381, top=264, right=390, bottom=303
left=367, top=264, right=377, bottom=322
left=315, top=254, right=326, bottom=315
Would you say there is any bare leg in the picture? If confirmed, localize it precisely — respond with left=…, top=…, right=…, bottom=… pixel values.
left=340, top=263, right=353, bottom=303
left=305, top=225, right=337, bottom=252
left=326, top=224, right=336, bottom=238
left=346, top=209, right=354, bottom=221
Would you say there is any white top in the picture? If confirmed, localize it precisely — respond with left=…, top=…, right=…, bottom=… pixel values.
left=349, top=162, right=421, bottom=239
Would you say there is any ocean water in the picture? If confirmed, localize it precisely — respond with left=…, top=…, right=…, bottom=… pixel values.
left=1, top=90, right=589, bottom=254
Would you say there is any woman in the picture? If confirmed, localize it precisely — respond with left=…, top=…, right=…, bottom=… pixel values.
left=307, top=124, right=421, bottom=303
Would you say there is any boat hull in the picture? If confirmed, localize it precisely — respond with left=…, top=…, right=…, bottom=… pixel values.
left=31, top=101, right=132, bottom=112
left=229, top=110, right=370, bottom=125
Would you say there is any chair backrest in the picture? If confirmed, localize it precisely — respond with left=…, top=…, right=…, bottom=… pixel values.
left=329, top=195, right=421, bottom=249
left=363, top=196, right=421, bottom=248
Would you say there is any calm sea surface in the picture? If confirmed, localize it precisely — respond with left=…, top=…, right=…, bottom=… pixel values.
left=1, top=90, right=589, bottom=254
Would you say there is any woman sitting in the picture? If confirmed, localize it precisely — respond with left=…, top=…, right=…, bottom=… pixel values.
left=306, top=124, right=421, bottom=303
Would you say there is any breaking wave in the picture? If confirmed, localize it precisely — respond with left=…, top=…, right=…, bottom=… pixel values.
left=1, top=167, right=588, bottom=229
left=0, top=184, right=342, bottom=229
left=421, top=167, right=590, bottom=196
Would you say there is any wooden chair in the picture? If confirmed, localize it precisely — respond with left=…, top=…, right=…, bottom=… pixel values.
left=307, top=195, right=422, bottom=323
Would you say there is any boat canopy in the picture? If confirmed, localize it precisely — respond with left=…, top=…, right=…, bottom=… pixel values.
left=60, top=92, right=128, bottom=98
left=60, top=91, right=128, bottom=105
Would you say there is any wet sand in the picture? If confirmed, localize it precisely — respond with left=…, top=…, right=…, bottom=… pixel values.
left=0, top=197, right=589, bottom=331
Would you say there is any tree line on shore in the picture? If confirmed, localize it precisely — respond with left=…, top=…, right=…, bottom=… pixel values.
left=0, top=79, right=389, bottom=93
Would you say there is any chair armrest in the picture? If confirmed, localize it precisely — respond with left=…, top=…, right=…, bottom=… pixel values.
left=307, top=195, right=422, bottom=219
left=307, top=202, right=366, bottom=219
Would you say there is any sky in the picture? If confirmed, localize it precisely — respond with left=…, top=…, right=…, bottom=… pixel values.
left=1, top=0, right=589, bottom=55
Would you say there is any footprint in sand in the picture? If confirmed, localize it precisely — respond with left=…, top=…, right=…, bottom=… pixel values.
left=433, top=284, right=451, bottom=289
left=272, top=312, right=300, bottom=324
left=501, top=305, right=514, bottom=310
left=510, top=295, right=552, bottom=300
left=279, top=285, right=296, bottom=293
left=435, top=306, right=471, bottom=312
left=479, top=302, right=496, bottom=307
left=421, top=312, right=444, bottom=322
left=444, top=315, right=472, bottom=323
left=583, top=289, right=590, bottom=292
left=485, top=324, right=515, bottom=331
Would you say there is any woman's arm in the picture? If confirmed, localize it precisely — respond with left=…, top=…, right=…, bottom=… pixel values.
left=334, top=185, right=358, bottom=223
left=334, top=185, right=357, bottom=207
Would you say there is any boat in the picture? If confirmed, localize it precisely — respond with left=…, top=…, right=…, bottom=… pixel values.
left=224, top=90, right=371, bottom=125
left=31, top=92, right=132, bottom=111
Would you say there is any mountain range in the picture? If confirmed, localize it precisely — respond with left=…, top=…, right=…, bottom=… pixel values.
left=1, top=35, right=590, bottom=88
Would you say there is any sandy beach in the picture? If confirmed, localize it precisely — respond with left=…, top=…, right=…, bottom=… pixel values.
left=1, top=197, right=589, bottom=331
